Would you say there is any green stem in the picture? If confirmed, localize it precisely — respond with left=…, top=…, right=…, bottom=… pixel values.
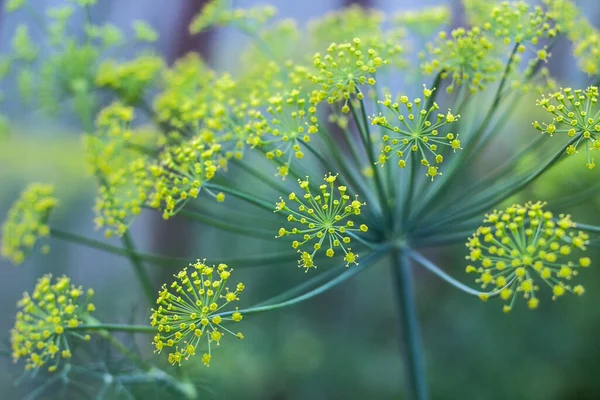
left=392, top=249, right=428, bottom=400
left=402, top=155, right=419, bottom=231
left=205, top=183, right=276, bottom=212
left=120, top=232, right=155, bottom=304
left=178, top=209, right=278, bottom=239
left=71, top=323, right=156, bottom=334
left=573, top=222, right=600, bottom=234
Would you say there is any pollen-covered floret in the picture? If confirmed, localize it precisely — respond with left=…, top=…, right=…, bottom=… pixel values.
left=1, top=183, right=57, bottom=265
left=275, top=173, right=369, bottom=271
left=312, top=38, right=386, bottom=110
left=421, top=27, right=502, bottom=93
left=370, top=85, right=461, bottom=180
left=150, top=261, right=244, bottom=366
left=148, top=138, right=221, bottom=219
left=465, top=201, right=590, bottom=312
left=248, top=89, right=319, bottom=179
left=189, top=0, right=276, bottom=34
left=533, top=86, right=600, bottom=169
left=11, top=274, right=95, bottom=372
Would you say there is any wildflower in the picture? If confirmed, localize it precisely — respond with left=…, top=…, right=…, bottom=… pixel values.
left=312, top=38, right=386, bottom=110
left=96, top=54, right=163, bottom=105
left=148, top=138, right=221, bottom=219
left=421, top=27, right=502, bottom=93
left=370, top=85, right=461, bottom=179
left=394, top=6, right=451, bottom=37
left=1, top=183, right=57, bottom=265
left=308, top=5, right=406, bottom=68
left=5, top=0, right=26, bottom=12
left=150, top=261, right=244, bottom=366
left=249, top=89, right=319, bottom=179
left=11, top=25, right=38, bottom=62
left=465, top=201, right=590, bottom=312
left=533, top=86, right=600, bottom=168
left=189, top=0, right=276, bottom=34
left=132, top=20, right=159, bottom=43
left=11, top=275, right=95, bottom=372
left=275, top=173, right=369, bottom=271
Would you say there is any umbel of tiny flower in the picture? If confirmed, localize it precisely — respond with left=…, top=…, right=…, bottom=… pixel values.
left=312, top=38, right=386, bottom=111
left=533, top=86, right=600, bottom=169
left=148, top=139, right=221, bottom=219
left=275, top=173, right=368, bottom=271
left=421, top=27, right=502, bottom=94
left=189, top=0, right=276, bottom=35
left=1, top=183, right=57, bottom=265
left=150, top=261, right=244, bottom=367
left=11, top=274, right=95, bottom=372
left=465, top=201, right=590, bottom=313
left=248, top=89, right=319, bottom=179
left=371, top=85, right=461, bottom=180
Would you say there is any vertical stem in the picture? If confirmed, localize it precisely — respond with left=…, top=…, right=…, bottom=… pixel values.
left=120, top=232, right=155, bottom=304
left=392, top=249, right=428, bottom=400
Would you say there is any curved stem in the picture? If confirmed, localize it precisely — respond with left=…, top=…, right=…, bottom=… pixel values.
left=205, top=182, right=276, bottom=212
left=392, top=249, right=428, bottom=400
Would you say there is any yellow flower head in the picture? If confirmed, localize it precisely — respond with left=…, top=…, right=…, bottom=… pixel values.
left=148, top=138, right=221, bottom=219
left=150, top=261, right=244, bottom=366
left=371, top=85, right=461, bottom=180
left=312, top=38, right=387, bottom=109
left=249, top=89, right=319, bottom=179
left=421, top=27, right=502, bottom=93
left=533, top=86, right=600, bottom=169
left=275, top=173, right=369, bottom=271
left=11, top=274, right=95, bottom=372
left=465, top=201, right=590, bottom=311
left=1, top=183, right=57, bottom=265
left=189, top=0, right=276, bottom=34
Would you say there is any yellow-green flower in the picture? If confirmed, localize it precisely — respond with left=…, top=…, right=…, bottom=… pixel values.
left=394, top=6, right=450, bottom=37
left=275, top=173, right=368, bottom=271
left=312, top=38, right=386, bottom=110
left=466, top=201, right=590, bottom=312
left=150, top=261, right=244, bottom=366
left=189, top=0, right=276, bottom=34
left=533, top=86, right=600, bottom=169
left=248, top=89, right=319, bottom=179
left=421, top=27, right=502, bottom=93
left=11, top=274, right=95, bottom=372
left=1, top=183, right=57, bottom=265
left=370, top=85, right=461, bottom=180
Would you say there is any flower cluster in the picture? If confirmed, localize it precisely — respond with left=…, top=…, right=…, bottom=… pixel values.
left=421, top=27, right=502, bottom=93
left=249, top=89, right=319, bottom=179
left=370, top=86, right=461, bottom=180
left=11, top=275, right=95, bottom=372
left=150, top=261, right=244, bottom=366
left=308, top=5, right=406, bottom=68
left=148, top=139, right=221, bottom=219
left=483, top=1, right=557, bottom=46
left=312, top=38, right=386, bottom=110
left=533, top=86, right=600, bottom=169
left=275, top=174, right=368, bottom=271
left=189, top=0, right=276, bottom=34
left=1, top=183, right=57, bottom=265
left=466, top=202, right=590, bottom=312
left=96, top=54, right=163, bottom=104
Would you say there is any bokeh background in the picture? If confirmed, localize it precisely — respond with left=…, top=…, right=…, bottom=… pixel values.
left=1, top=0, right=600, bottom=399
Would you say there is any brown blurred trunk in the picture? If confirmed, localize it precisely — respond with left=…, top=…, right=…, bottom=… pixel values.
left=151, top=0, right=213, bottom=279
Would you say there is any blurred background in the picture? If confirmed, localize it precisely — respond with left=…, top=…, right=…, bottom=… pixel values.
left=1, top=0, right=600, bottom=399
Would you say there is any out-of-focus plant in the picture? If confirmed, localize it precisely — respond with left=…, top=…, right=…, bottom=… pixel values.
left=2, top=0, right=600, bottom=399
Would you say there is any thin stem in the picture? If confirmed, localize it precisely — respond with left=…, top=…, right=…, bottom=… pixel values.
left=573, top=222, right=600, bottom=234
left=120, top=232, right=155, bottom=305
left=71, top=323, right=156, bottom=334
left=219, top=248, right=390, bottom=318
left=179, top=208, right=278, bottom=239
left=205, top=182, right=276, bottom=212
left=392, top=249, right=428, bottom=400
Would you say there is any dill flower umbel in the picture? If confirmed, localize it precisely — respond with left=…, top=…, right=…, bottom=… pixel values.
left=189, top=0, right=276, bottom=35
left=1, top=183, right=57, bottom=265
left=465, top=202, right=590, bottom=312
left=11, top=274, right=95, bottom=372
left=421, top=27, right=502, bottom=93
left=150, top=261, right=244, bottom=366
left=312, top=38, right=386, bottom=111
left=275, top=173, right=368, bottom=271
left=370, top=86, right=461, bottom=180
left=393, top=6, right=450, bottom=37
left=249, top=89, right=319, bottom=179
left=533, top=86, right=600, bottom=169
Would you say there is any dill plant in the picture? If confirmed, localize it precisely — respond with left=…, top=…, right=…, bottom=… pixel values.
left=2, top=0, right=600, bottom=398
